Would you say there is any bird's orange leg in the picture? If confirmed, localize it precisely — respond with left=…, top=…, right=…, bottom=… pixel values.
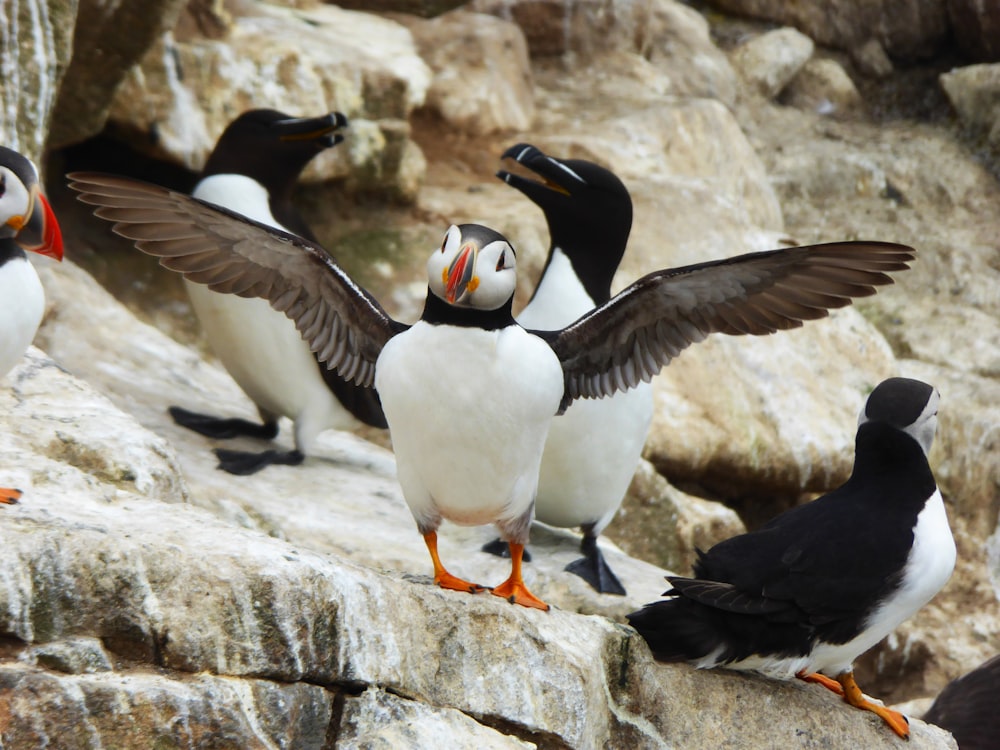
left=422, top=531, right=487, bottom=594
left=836, top=670, right=910, bottom=739
left=0, top=487, right=22, bottom=505
left=491, top=542, right=549, bottom=611
left=796, top=670, right=845, bottom=696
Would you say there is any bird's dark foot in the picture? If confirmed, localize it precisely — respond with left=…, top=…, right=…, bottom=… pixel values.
left=481, top=537, right=531, bottom=561
left=0, top=487, right=22, bottom=505
left=566, top=535, right=626, bottom=595
left=169, top=406, right=279, bottom=441
left=214, top=448, right=304, bottom=476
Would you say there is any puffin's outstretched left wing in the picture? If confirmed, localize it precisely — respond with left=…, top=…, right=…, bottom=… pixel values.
left=538, top=242, right=914, bottom=408
left=68, top=172, right=406, bottom=387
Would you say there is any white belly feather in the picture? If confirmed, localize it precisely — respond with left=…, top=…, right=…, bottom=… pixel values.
left=517, top=248, right=653, bottom=531
left=375, top=322, right=564, bottom=531
left=0, top=257, right=44, bottom=377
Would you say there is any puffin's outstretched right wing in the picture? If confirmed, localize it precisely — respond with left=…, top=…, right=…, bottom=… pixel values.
left=68, top=172, right=407, bottom=388
left=537, top=242, right=915, bottom=409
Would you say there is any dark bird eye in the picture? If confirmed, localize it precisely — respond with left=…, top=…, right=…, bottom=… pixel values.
left=496, top=251, right=506, bottom=271
left=0, top=174, right=5, bottom=198
left=440, top=235, right=448, bottom=253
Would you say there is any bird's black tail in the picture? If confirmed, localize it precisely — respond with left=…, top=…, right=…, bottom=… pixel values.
left=626, top=597, right=726, bottom=663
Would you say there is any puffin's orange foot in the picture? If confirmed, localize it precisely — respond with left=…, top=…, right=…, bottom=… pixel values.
left=797, top=670, right=845, bottom=696
left=434, top=570, right=487, bottom=595
left=837, top=671, right=910, bottom=740
left=0, top=487, right=22, bottom=505
left=491, top=578, right=549, bottom=611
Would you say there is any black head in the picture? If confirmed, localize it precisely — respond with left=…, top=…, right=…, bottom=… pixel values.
left=201, top=109, right=348, bottom=193
left=497, top=143, right=632, bottom=303
left=859, top=377, right=939, bottom=454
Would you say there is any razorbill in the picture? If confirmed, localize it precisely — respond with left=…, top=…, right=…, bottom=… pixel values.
left=170, top=109, right=386, bottom=475
left=485, top=143, right=652, bottom=596
left=627, top=377, right=955, bottom=738
left=69, top=171, right=916, bottom=610
left=0, top=146, right=64, bottom=503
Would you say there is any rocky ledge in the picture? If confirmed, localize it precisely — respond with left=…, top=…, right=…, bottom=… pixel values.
left=2, top=262, right=956, bottom=746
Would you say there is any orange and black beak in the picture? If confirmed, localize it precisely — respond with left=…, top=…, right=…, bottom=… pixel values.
left=275, top=112, right=348, bottom=150
left=444, top=242, right=479, bottom=304
left=14, top=184, right=63, bottom=261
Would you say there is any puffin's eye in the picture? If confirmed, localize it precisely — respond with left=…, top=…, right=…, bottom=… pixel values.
left=0, top=174, right=6, bottom=198
left=440, top=234, right=448, bottom=253
left=495, top=251, right=506, bottom=271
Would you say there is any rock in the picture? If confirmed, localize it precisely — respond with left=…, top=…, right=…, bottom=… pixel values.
left=402, top=11, right=535, bottom=134
left=645, top=308, right=898, bottom=501
left=24, top=637, right=114, bottom=674
left=731, top=26, right=815, bottom=99
left=0, top=348, right=958, bottom=748
left=339, top=687, right=535, bottom=749
left=0, top=0, right=77, bottom=162
left=0, top=341, right=953, bottom=747
left=704, top=0, right=950, bottom=60
left=939, top=63, right=1000, bottom=147
left=0, top=663, right=334, bottom=749
left=947, top=0, right=1000, bottom=63
left=106, top=1, right=432, bottom=198
left=610, top=460, right=746, bottom=575
left=851, top=37, right=895, bottom=78
left=470, top=0, right=737, bottom=104
left=783, top=57, right=865, bottom=118
left=524, top=99, right=785, bottom=257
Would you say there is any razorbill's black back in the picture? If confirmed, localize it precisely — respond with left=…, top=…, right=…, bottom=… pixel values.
left=627, top=377, right=955, bottom=738
left=70, top=171, right=917, bottom=611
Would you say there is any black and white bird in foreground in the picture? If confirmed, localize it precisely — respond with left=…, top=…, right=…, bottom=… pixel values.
left=69, top=171, right=915, bottom=610
left=923, top=654, right=1000, bottom=750
left=0, top=146, right=64, bottom=503
left=168, top=109, right=386, bottom=475
left=486, top=143, right=652, bottom=595
left=628, top=377, right=955, bottom=738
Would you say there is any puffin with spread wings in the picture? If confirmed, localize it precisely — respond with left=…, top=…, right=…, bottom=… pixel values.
left=68, top=172, right=914, bottom=611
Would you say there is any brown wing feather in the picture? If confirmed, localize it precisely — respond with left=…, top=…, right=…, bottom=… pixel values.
left=68, top=172, right=405, bottom=387
left=543, top=242, right=914, bottom=406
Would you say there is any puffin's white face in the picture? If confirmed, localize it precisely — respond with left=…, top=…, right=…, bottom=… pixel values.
left=0, top=163, right=36, bottom=240
left=427, top=224, right=517, bottom=310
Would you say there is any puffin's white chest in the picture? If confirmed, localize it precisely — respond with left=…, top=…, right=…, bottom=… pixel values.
left=375, top=321, right=564, bottom=528
left=187, top=175, right=355, bottom=433
left=0, top=256, right=44, bottom=377
left=860, top=490, right=955, bottom=642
